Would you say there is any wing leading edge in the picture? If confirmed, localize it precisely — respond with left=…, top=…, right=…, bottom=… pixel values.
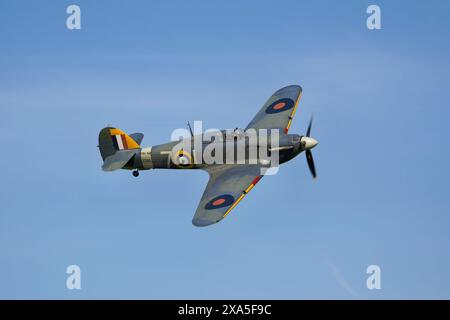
left=192, top=165, right=263, bottom=227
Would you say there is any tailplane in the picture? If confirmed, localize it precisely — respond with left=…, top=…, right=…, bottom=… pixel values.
left=98, top=127, right=142, bottom=171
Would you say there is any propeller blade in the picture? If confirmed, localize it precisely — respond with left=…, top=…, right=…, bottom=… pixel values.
left=305, top=150, right=317, bottom=179
left=306, top=116, right=313, bottom=137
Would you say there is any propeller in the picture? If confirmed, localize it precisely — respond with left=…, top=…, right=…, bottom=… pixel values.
left=306, top=149, right=316, bottom=179
left=305, top=116, right=317, bottom=179
left=306, top=115, right=313, bottom=137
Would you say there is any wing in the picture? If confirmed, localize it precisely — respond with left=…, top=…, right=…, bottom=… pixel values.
left=192, top=165, right=263, bottom=227
left=245, top=85, right=302, bottom=133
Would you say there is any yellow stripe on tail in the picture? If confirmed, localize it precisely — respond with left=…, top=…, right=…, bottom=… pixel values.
left=109, top=128, right=140, bottom=150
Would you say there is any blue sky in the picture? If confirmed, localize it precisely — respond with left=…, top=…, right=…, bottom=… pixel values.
left=1, top=0, right=450, bottom=299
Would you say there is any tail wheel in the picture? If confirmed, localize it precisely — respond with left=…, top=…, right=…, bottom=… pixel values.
left=132, top=170, right=139, bottom=177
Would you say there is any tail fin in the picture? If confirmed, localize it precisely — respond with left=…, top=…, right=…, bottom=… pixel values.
left=98, top=127, right=141, bottom=160
left=129, top=132, right=144, bottom=145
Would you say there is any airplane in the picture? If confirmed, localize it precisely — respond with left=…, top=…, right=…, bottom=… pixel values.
left=98, top=85, right=318, bottom=227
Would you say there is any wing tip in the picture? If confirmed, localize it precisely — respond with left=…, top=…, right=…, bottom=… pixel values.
left=192, top=218, right=220, bottom=227
left=275, top=84, right=302, bottom=95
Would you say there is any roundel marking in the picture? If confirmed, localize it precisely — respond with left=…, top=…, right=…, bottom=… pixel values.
left=273, top=102, right=286, bottom=110
left=174, top=149, right=193, bottom=168
left=212, top=198, right=225, bottom=206
left=265, top=98, right=295, bottom=114
left=205, top=194, right=235, bottom=210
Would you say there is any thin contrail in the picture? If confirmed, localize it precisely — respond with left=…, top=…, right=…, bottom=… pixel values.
left=325, top=260, right=358, bottom=298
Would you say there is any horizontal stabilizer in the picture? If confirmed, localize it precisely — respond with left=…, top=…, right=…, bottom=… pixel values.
left=102, top=150, right=139, bottom=171
left=129, top=133, right=144, bottom=145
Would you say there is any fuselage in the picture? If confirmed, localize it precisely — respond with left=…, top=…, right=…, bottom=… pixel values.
left=123, top=130, right=314, bottom=171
